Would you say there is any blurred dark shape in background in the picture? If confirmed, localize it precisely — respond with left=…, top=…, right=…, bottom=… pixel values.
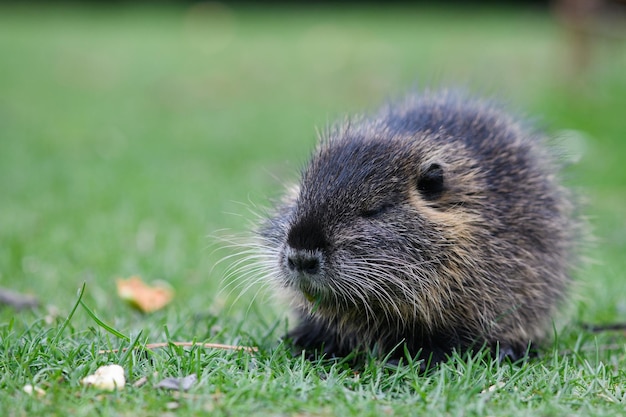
left=554, top=0, right=626, bottom=80
left=0, top=0, right=549, bottom=3
left=0, top=0, right=561, bottom=5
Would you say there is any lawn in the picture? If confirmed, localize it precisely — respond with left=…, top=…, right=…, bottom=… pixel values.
left=1, top=3, right=626, bottom=416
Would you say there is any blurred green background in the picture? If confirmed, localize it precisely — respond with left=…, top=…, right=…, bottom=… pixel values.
left=0, top=2, right=625, bottom=333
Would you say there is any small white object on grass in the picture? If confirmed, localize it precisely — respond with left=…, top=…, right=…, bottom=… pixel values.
left=81, top=364, right=126, bottom=391
left=23, top=384, right=46, bottom=397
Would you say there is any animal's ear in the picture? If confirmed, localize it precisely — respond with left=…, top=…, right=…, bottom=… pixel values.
left=417, top=163, right=445, bottom=201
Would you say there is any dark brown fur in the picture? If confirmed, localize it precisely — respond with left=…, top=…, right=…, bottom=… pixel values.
left=258, top=90, right=577, bottom=364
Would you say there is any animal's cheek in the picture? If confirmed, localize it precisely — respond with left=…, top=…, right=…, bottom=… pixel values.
left=340, top=211, right=428, bottom=241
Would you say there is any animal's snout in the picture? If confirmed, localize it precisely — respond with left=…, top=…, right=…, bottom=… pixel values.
left=287, top=215, right=328, bottom=252
left=286, top=249, right=322, bottom=275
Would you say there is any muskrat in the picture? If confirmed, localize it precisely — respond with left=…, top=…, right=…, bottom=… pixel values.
left=257, top=90, right=577, bottom=364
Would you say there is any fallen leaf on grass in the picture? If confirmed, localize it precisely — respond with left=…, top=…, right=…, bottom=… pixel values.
left=155, top=374, right=197, bottom=391
left=116, top=276, right=173, bottom=313
left=0, top=288, right=39, bottom=310
left=81, top=364, right=126, bottom=391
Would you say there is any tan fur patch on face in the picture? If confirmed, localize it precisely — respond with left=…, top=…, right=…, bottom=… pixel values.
left=406, top=145, right=486, bottom=244
left=402, top=140, right=492, bottom=329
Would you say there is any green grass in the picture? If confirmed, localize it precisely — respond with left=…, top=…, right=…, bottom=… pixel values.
left=1, top=3, right=626, bottom=416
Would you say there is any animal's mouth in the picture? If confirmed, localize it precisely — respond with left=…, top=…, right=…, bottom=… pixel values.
left=299, top=287, right=331, bottom=314
left=292, top=276, right=327, bottom=306
left=301, top=290, right=317, bottom=303
left=296, top=281, right=322, bottom=304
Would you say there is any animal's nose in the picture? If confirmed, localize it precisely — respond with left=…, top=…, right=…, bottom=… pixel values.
left=286, top=250, right=321, bottom=275
left=287, top=215, right=328, bottom=252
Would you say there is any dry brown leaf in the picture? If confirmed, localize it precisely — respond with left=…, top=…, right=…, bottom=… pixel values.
left=116, top=276, right=173, bottom=313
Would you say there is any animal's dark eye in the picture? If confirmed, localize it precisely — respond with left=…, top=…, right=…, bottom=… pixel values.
left=360, top=203, right=393, bottom=218
left=417, top=163, right=445, bottom=201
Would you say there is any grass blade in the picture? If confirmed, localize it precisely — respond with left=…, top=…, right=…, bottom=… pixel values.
left=52, top=283, right=86, bottom=345
left=80, top=299, right=130, bottom=342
